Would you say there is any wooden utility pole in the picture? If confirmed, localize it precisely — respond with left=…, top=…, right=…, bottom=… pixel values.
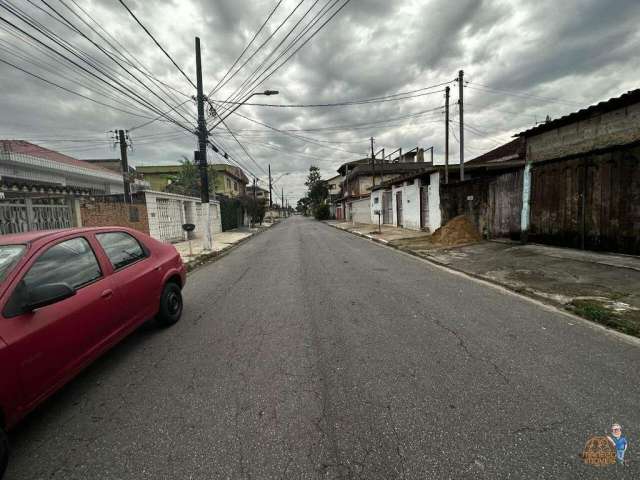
left=195, top=37, right=212, bottom=249
left=458, top=70, right=464, bottom=181
left=252, top=177, right=256, bottom=227
left=444, top=86, right=450, bottom=184
left=370, top=136, right=376, bottom=187
left=117, top=129, right=131, bottom=203
left=268, top=164, right=273, bottom=208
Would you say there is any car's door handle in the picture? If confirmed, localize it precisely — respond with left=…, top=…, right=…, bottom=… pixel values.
left=101, top=289, right=113, bottom=299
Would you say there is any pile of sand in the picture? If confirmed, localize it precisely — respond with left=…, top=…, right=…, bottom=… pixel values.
left=430, top=215, right=481, bottom=246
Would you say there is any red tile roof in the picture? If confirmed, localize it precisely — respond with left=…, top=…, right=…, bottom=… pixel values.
left=0, top=140, right=116, bottom=174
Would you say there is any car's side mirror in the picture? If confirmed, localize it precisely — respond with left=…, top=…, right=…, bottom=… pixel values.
left=25, top=283, right=76, bottom=311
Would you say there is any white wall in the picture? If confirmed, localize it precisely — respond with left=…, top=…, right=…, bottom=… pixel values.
left=370, top=190, right=383, bottom=224
left=350, top=197, right=371, bottom=224
left=428, top=172, right=441, bottom=232
left=145, top=190, right=221, bottom=243
left=391, top=179, right=422, bottom=230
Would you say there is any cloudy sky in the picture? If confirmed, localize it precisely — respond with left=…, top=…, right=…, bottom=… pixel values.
left=1, top=0, right=639, bottom=203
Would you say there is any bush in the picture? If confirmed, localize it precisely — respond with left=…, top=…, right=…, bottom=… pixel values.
left=313, top=203, right=330, bottom=220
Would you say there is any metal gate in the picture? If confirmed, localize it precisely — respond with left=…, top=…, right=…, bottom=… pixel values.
left=155, top=198, right=185, bottom=242
left=382, top=191, right=392, bottom=224
left=395, top=191, right=403, bottom=227
left=0, top=198, right=74, bottom=234
left=420, top=186, right=429, bottom=230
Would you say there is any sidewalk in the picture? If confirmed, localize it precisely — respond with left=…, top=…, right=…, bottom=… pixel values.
left=174, top=221, right=275, bottom=271
left=329, top=220, right=640, bottom=337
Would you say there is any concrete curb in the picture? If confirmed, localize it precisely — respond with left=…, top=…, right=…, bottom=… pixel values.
left=184, top=225, right=272, bottom=274
left=325, top=221, right=640, bottom=343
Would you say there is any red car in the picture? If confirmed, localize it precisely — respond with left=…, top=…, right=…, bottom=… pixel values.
left=0, top=227, right=186, bottom=477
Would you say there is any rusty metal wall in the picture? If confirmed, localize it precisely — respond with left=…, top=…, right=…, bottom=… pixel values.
left=529, top=145, right=640, bottom=254
left=487, top=170, right=523, bottom=238
left=439, top=169, right=523, bottom=239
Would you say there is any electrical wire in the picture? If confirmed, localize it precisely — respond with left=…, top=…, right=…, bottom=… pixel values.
left=38, top=0, right=195, bottom=128
left=117, top=0, right=196, bottom=90
left=0, top=4, right=193, bottom=131
left=464, top=81, right=582, bottom=107
left=228, top=0, right=352, bottom=108
left=209, top=0, right=284, bottom=96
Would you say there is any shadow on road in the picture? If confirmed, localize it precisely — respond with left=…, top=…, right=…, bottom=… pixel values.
left=8, top=320, right=163, bottom=449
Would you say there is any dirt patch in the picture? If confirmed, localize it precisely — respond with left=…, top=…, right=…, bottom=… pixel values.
left=430, top=215, right=482, bottom=247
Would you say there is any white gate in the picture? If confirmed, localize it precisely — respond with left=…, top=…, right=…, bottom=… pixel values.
left=155, top=198, right=185, bottom=242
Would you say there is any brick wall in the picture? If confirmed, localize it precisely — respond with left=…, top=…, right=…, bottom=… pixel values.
left=79, top=199, right=150, bottom=234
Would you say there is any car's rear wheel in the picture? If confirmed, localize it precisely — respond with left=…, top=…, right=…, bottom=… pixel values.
left=156, top=282, right=183, bottom=327
left=0, top=426, right=8, bottom=479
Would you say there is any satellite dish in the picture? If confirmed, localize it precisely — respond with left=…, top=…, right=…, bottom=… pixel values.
left=182, top=223, right=195, bottom=232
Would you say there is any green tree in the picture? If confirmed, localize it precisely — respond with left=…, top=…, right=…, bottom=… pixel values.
left=303, top=165, right=329, bottom=219
left=165, top=156, right=216, bottom=197
left=239, top=194, right=266, bottom=226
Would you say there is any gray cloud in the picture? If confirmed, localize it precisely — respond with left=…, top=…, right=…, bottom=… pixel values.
left=1, top=0, right=639, bottom=203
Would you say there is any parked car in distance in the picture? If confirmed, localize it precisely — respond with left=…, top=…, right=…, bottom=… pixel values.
left=0, top=227, right=186, bottom=478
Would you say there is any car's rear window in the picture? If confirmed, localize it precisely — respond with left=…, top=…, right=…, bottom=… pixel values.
left=0, top=244, right=26, bottom=283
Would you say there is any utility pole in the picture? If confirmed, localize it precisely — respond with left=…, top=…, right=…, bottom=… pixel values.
left=195, top=37, right=212, bottom=250
left=458, top=70, right=464, bottom=181
left=268, top=164, right=273, bottom=208
left=281, top=186, right=284, bottom=217
left=252, top=177, right=256, bottom=227
left=370, top=137, right=376, bottom=187
left=444, top=86, right=450, bottom=184
left=117, top=129, right=131, bottom=203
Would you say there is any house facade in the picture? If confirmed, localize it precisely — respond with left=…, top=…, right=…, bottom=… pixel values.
left=212, top=164, right=249, bottom=198
left=246, top=184, right=270, bottom=204
left=373, top=88, right=640, bottom=255
left=333, top=154, right=431, bottom=223
left=0, top=140, right=125, bottom=234
left=136, top=163, right=249, bottom=198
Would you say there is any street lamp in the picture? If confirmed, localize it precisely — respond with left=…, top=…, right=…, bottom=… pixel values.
left=273, top=172, right=290, bottom=184
left=207, top=90, right=279, bottom=133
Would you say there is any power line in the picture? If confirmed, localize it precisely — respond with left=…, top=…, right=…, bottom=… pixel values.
left=214, top=84, right=449, bottom=108
left=0, top=4, right=192, bottom=131
left=224, top=108, right=366, bottom=156
left=229, top=0, right=353, bottom=107
left=0, top=57, right=159, bottom=119
left=0, top=22, right=163, bottom=120
left=54, top=0, right=196, bottom=122
left=224, top=0, right=324, bottom=106
left=464, top=81, right=582, bottom=107
left=210, top=0, right=307, bottom=103
left=209, top=0, right=284, bottom=96
left=38, top=0, right=195, bottom=128
left=129, top=99, right=195, bottom=131
left=117, top=0, right=196, bottom=89
left=65, top=0, right=192, bottom=101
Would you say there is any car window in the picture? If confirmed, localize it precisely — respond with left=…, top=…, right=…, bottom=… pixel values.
left=23, top=237, right=102, bottom=290
left=3, top=238, right=101, bottom=318
left=96, top=232, right=146, bottom=270
left=0, top=244, right=26, bottom=283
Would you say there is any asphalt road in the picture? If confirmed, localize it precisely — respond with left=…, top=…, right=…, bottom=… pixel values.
left=6, top=217, right=640, bottom=479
